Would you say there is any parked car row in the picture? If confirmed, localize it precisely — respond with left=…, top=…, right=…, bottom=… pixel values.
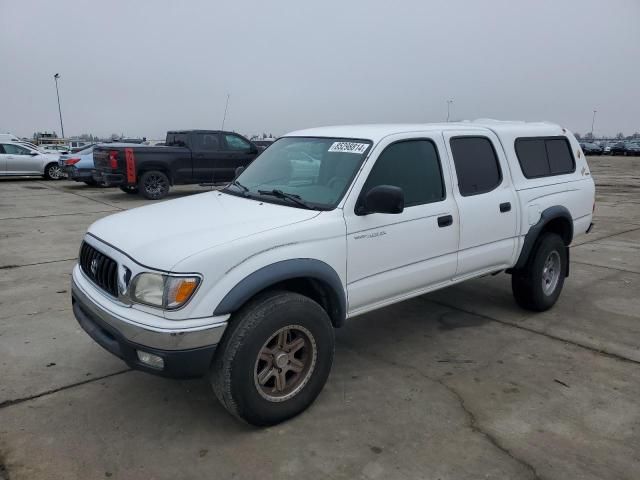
left=580, top=141, right=640, bottom=156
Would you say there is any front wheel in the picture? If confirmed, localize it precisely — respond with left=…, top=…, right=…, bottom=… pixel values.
left=138, top=171, right=170, bottom=200
left=44, top=163, right=63, bottom=180
left=211, top=291, right=335, bottom=426
left=512, top=232, right=567, bottom=311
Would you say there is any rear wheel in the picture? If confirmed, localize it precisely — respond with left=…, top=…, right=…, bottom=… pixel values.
left=211, top=291, right=335, bottom=426
left=44, top=163, right=63, bottom=180
left=119, top=185, right=139, bottom=194
left=512, top=233, right=567, bottom=311
left=138, top=171, right=170, bottom=199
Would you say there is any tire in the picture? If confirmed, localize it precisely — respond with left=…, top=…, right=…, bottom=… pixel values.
left=211, top=291, right=335, bottom=426
left=44, top=163, right=63, bottom=180
left=512, top=232, right=567, bottom=312
left=119, top=185, right=139, bottom=194
left=83, top=179, right=98, bottom=186
left=138, top=171, right=170, bottom=200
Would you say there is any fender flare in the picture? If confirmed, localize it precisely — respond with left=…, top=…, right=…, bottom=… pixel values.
left=213, top=259, right=347, bottom=326
left=514, top=205, right=573, bottom=271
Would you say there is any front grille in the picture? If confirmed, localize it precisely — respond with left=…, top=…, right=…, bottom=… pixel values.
left=79, top=241, right=119, bottom=297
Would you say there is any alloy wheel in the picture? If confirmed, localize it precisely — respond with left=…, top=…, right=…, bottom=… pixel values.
left=254, top=325, right=317, bottom=402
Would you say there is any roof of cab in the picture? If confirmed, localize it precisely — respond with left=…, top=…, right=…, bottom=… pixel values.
left=285, top=120, right=568, bottom=144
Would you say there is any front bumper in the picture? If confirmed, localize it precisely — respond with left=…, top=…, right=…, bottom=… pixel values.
left=71, top=270, right=228, bottom=378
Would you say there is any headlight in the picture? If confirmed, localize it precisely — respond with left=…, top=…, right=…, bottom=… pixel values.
left=130, top=273, right=201, bottom=309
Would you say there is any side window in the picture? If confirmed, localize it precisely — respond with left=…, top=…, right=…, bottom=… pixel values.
left=196, top=133, right=220, bottom=151
left=546, top=138, right=575, bottom=175
left=224, top=134, right=251, bottom=152
left=515, top=137, right=575, bottom=178
left=449, top=137, right=502, bottom=196
left=514, top=139, right=547, bottom=178
left=0, top=144, right=5, bottom=154
left=362, top=139, right=445, bottom=207
left=3, top=144, right=31, bottom=155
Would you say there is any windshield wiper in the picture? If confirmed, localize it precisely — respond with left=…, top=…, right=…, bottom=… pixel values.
left=257, top=189, right=318, bottom=210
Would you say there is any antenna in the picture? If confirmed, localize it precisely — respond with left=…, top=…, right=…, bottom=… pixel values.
left=221, top=94, right=231, bottom=130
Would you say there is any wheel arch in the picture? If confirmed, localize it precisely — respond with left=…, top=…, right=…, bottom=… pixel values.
left=43, top=161, right=60, bottom=176
left=513, top=205, right=573, bottom=272
left=137, top=164, right=173, bottom=184
left=213, top=259, right=347, bottom=327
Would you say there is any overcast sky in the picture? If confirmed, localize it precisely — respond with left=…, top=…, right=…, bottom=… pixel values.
left=1, top=0, right=638, bottom=139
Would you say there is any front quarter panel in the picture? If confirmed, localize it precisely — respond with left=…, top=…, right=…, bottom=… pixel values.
left=165, top=210, right=347, bottom=320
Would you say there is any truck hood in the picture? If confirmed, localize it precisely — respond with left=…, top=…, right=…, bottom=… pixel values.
left=88, top=191, right=320, bottom=271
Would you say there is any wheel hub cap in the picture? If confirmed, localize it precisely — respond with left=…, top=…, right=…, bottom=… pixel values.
left=254, top=325, right=317, bottom=402
left=541, top=250, right=561, bottom=296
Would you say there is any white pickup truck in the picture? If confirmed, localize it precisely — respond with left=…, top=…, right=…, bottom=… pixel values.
left=71, top=120, right=595, bottom=425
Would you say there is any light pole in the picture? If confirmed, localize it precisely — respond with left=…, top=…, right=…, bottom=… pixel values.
left=446, top=99, right=453, bottom=122
left=53, top=73, right=65, bottom=139
left=590, top=109, right=597, bottom=137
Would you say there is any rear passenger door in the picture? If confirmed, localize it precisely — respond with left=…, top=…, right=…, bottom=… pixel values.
left=344, top=134, right=459, bottom=314
left=443, top=131, right=518, bottom=277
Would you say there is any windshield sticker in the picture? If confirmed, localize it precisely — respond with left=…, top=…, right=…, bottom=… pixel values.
left=328, top=142, right=369, bottom=154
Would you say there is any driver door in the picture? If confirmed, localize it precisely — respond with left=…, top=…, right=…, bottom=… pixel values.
left=344, top=133, right=460, bottom=315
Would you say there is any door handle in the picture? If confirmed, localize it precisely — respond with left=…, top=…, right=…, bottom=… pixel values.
left=437, top=215, right=453, bottom=227
left=500, top=202, right=511, bottom=213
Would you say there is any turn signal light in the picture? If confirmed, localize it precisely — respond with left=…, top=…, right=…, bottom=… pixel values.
left=166, top=277, right=200, bottom=309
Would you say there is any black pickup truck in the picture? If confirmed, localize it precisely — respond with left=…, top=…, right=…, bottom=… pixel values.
left=93, top=130, right=261, bottom=199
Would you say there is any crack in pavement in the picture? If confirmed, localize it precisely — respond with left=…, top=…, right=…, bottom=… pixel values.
left=0, top=369, right=131, bottom=410
left=570, top=260, right=640, bottom=275
left=571, top=225, right=640, bottom=247
left=339, top=342, right=542, bottom=479
left=0, top=210, right=118, bottom=221
left=0, top=258, right=77, bottom=270
left=424, top=298, right=640, bottom=366
left=436, top=378, right=542, bottom=480
left=35, top=181, right=126, bottom=211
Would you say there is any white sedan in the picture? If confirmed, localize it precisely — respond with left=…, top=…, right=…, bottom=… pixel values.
left=0, top=142, right=63, bottom=179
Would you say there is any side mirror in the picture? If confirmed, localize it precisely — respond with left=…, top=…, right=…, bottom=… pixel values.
left=249, top=145, right=259, bottom=154
left=234, top=166, right=245, bottom=179
left=30, top=152, right=39, bottom=156
left=357, top=185, right=404, bottom=215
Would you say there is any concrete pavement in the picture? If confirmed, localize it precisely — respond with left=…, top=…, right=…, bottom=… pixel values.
left=1, top=157, right=639, bottom=479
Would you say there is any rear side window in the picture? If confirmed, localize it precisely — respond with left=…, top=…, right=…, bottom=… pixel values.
left=362, top=139, right=444, bottom=207
left=195, top=133, right=220, bottom=151
left=515, top=137, right=575, bottom=178
left=449, top=137, right=502, bottom=196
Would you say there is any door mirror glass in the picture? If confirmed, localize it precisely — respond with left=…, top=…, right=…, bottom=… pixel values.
left=358, top=185, right=404, bottom=215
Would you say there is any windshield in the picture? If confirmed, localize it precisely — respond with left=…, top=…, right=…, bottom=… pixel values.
left=226, top=137, right=372, bottom=210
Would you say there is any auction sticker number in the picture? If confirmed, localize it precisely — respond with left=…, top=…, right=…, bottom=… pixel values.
left=328, top=142, right=369, bottom=154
